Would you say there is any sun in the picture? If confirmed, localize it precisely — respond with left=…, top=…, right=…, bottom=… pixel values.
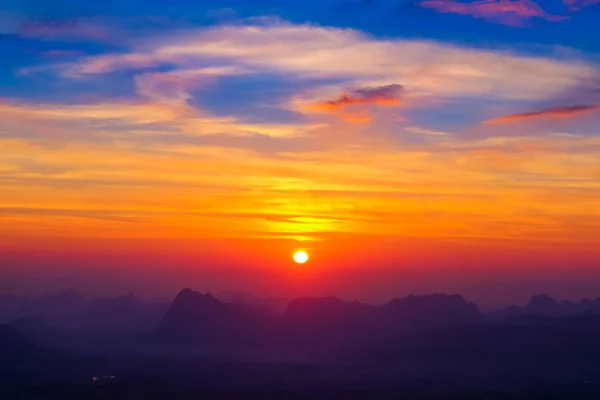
left=293, top=251, right=309, bottom=264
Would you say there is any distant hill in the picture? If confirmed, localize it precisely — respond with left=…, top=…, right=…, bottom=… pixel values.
left=490, top=294, right=600, bottom=320
left=0, top=290, right=168, bottom=334
left=379, top=293, right=481, bottom=333
left=9, top=313, right=48, bottom=341
left=0, top=324, right=51, bottom=366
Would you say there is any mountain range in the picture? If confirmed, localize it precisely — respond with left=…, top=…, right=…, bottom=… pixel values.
left=152, top=288, right=600, bottom=356
left=7, top=288, right=600, bottom=354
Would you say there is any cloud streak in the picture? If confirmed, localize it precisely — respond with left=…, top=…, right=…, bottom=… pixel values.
left=484, top=104, right=600, bottom=123
left=419, top=0, right=567, bottom=26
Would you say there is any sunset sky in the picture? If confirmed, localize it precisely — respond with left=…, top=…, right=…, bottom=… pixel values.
left=1, top=0, right=599, bottom=306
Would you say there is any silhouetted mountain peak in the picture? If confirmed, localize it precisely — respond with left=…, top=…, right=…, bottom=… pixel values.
left=155, top=288, right=264, bottom=343
left=177, top=288, right=197, bottom=297
left=529, top=294, right=558, bottom=308
left=177, top=288, right=215, bottom=299
left=171, top=288, right=221, bottom=311
left=489, top=293, right=600, bottom=320
left=383, top=293, right=479, bottom=314
left=378, top=294, right=481, bottom=334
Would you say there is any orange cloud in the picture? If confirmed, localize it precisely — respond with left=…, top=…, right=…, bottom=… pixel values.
left=420, top=0, right=567, bottom=25
left=307, top=84, right=403, bottom=122
left=484, top=104, right=600, bottom=123
left=341, top=110, right=373, bottom=124
left=315, top=84, right=403, bottom=112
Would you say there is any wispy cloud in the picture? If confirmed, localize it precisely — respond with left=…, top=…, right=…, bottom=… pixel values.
left=419, top=0, right=567, bottom=26
left=563, top=0, right=600, bottom=11
left=4, top=19, right=600, bottom=245
left=484, top=104, right=600, bottom=123
left=50, top=23, right=598, bottom=102
left=406, top=126, right=452, bottom=136
left=0, top=96, right=323, bottom=156
left=0, top=100, right=183, bottom=124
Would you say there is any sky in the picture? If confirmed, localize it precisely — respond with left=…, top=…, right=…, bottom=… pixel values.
left=1, top=0, right=600, bottom=307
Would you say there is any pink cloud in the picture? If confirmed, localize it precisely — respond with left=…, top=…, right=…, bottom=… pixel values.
left=484, top=104, right=600, bottom=123
left=420, top=0, right=568, bottom=26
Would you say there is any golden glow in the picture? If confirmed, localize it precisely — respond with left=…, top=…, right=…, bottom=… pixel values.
left=1, top=24, right=600, bottom=249
left=293, top=251, right=309, bottom=264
